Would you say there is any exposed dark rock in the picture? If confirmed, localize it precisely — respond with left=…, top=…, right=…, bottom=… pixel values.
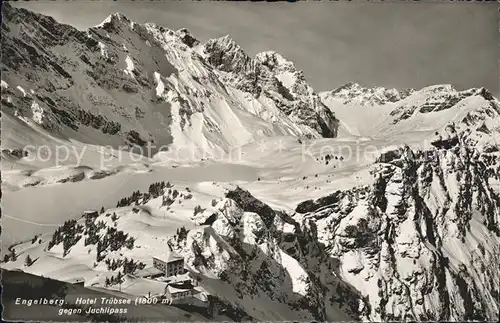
left=295, top=191, right=343, bottom=214
left=226, top=187, right=276, bottom=228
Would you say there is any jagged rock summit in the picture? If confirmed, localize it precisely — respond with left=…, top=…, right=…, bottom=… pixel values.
left=320, top=80, right=500, bottom=147
left=324, top=82, right=414, bottom=106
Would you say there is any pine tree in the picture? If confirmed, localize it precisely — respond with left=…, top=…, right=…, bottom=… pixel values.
left=125, top=236, right=135, bottom=249
left=96, top=240, right=105, bottom=262
left=25, top=254, right=33, bottom=267
left=116, top=270, right=123, bottom=286
left=10, top=249, right=17, bottom=261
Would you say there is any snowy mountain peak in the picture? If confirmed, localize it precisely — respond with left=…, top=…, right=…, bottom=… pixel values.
left=323, top=82, right=413, bottom=107
left=411, top=85, right=498, bottom=103
left=333, top=81, right=363, bottom=91
left=1, top=3, right=342, bottom=157
left=477, top=87, right=496, bottom=101
left=200, top=35, right=338, bottom=138
left=255, top=51, right=296, bottom=72
left=111, top=12, right=129, bottom=21
left=202, top=35, right=254, bottom=74
left=94, top=12, right=130, bottom=29
left=419, top=83, right=455, bottom=93
left=143, top=22, right=173, bottom=34
left=207, top=34, right=240, bottom=51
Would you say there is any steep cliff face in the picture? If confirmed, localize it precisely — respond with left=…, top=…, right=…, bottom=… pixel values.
left=1, top=3, right=338, bottom=157
left=181, top=189, right=366, bottom=321
left=202, top=40, right=339, bottom=138
left=295, top=141, right=500, bottom=321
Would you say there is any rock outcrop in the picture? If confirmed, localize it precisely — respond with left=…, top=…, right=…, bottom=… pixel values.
left=295, top=140, right=500, bottom=321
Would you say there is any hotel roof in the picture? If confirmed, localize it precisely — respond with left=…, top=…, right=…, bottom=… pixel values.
left=154, top=250, right=184, bottom=264
left=135, top=266, right=164, bottom=278
left=166, top=285, right=191, bottom=294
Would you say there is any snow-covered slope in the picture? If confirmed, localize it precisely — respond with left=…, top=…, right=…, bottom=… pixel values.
left=1, top=3, right=338, bottom=160
left=320, top=83, right=500, bottom=150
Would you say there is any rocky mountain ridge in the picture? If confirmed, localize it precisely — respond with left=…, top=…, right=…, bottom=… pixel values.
left=323, top=82, right=415, bottom=106
left=299, top=141, right=500, bottom=321
left=1, top=3, right=338, bottom=157
left=320, top=81, right=500, bottom=148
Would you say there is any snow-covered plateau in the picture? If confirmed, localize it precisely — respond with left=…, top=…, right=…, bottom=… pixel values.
left=1, top=3, right=499, bottom=322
